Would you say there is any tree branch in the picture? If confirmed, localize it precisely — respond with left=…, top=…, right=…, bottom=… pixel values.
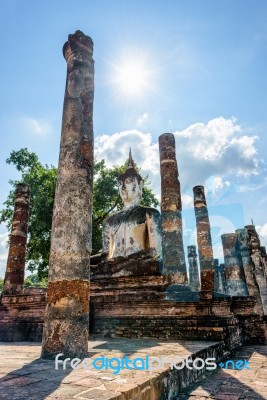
left=94, top=197, right=120, bottom=224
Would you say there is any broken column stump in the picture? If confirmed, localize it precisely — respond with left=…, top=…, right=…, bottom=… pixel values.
left=41, top=31, right=94, bottom=359
left=245, top=225, right=267, bottom=314
left=236, top=228, right=264, bottom=314
left=187, top=245, right=200, bottom=292
left=221, top=233, right=248, bottom=297
left=193, top=185, right=214, bottom=294
left=214, top=260, right=227, bottom=296
left=3, top=184, right=30, bottom=295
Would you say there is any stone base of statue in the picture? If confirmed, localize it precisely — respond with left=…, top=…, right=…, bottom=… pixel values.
left=165, top=284, right=200, bottom=302
left=90, top=249, right=162, bottom=279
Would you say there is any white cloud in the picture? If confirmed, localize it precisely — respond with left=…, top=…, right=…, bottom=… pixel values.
left=238, top=177, right=267, bottom=193
left=0, top=231, right=8, bottom=278
left=136, top=113, right=149, bottom=126
left=21, top=116, right=51, bottom=136
left=181, top=193, right=193, bottom=209
left=174, top=117, right=260, bottom=188
left=95, top=117, right=261, bottom=200
left=256, top=223, right=267, bottom=248
left=95, top=129, right=161, bottom=197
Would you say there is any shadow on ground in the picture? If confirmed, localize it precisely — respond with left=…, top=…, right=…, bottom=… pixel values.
left=179, top=345, right=267, bottom=400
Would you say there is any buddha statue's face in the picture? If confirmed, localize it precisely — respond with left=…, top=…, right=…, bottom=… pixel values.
left=118, top=176, right=143, bottom=208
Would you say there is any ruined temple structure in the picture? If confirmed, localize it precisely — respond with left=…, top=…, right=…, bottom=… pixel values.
left=0, top=30, right=266, bottom=353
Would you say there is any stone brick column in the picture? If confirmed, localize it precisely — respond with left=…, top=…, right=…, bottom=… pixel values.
left=245, top=225, right=267, bottom=315
left=193, top=185, right=214, bottom=292
left=187, top=245, right=200, bottom=291
left=41, top=31, right=94, bottom=359
left=214, top=260, right=226, bottom=295
left=260, top=246, right=267, bottom=277
left=3, top=184, right=30, bottom=295
left=159, top=133, right=187, bottom=283
left=221, top=233, right=248, bottom=296
left=236, top=228, right=263, bottom=314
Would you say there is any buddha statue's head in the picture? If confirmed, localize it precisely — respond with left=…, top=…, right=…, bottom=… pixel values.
left=117, top=150, right=144, bottom=209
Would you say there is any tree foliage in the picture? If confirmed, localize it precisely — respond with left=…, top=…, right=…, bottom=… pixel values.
left=0, top=277, right=3, bottom=292
left=1, top=149, right=159, bottom=279
left=24, top=274, right=48, bottom=288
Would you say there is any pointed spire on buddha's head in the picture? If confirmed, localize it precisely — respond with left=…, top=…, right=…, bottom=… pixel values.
left=127, top=148, right=134, bottom=169
left=117, top=149, right=143, bottom=184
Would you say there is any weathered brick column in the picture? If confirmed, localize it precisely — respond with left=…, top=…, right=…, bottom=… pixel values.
left=236, top=228, right=263, bottom=314
left=221, top=233, right=248, bottom=296
left=187, top=245, right=200, bottom=291
left=3, top=184, right=30, bottom=295
left=159, top=133, right=187, bottom=283
left=214, top=260, right=226, bottom=295
left=41, top=31, right=94, bottom=359
left=261, top=246, right=267, bottom=276
left=245, top=225, right=267, bottom=314
left=193, top=185, right=214, bottom=292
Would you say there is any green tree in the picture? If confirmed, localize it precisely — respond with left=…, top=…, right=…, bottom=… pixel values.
left=1, top=149, right=159, bottom=279
left=0, top=277, right=4, bottom=293
left=1, top=149, right=57, bottom=279
left=24, top=274, right=48, bottom=288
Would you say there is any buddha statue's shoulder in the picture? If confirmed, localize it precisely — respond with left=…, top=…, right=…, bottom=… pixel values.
left=142, top=206, right=160, bottom=219
left=104, top=206, right=160, bottom=227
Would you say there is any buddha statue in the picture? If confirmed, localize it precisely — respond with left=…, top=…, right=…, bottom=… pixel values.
left=102, top=151, right=161, bottom=260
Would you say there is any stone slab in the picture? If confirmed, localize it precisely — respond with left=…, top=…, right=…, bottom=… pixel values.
left=0, top=337, right=223, bottom=399
left=1, top=340, right=266, bottom=399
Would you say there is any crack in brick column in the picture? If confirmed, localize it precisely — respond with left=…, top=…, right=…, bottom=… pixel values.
left=41, top=30, right=94, bottom=359
left=3, top=184, right=30, bottom=295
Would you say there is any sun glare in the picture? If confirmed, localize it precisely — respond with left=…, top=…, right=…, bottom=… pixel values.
left=106, top=47, right=159, bottom=102
left=117, top=62, right=149, bottom=96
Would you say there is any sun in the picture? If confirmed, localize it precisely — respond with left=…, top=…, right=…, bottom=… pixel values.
left=117, top=61, right=149, bottom=96
left=106, top=47, right=159, bottom=101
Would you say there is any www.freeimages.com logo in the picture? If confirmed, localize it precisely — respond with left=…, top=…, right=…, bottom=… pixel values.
left=55, top=354, right=250, bottom=375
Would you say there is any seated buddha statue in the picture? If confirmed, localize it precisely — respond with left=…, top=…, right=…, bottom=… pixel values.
left=102, top=151, right=161, bottom=260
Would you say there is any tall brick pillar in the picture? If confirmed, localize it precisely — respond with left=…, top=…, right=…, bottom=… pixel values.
left=159, top=133, right=187, bottom=283
left=221, top=233, right=248, bottom=296
left=187, top=245, right=200, bottom=291
left=245, top=225, right=267, bottom=314
left=236, top=228, right=263, bottom=314
left=41, top=31, right=94, bottom=359
left=193, top=185, right=214, bottom=292
left=214, top=260, right=226, bottom=295
left=3, top=184, right=30, bottom=295
left=260, top=246, right=267, bottom=277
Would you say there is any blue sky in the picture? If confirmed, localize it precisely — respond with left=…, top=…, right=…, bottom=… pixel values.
left=1, top=0, right=267, bottom=275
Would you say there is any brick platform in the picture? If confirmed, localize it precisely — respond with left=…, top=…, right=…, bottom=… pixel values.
left=0, top=340, right=266, bottom=399
left=0, top=338, right=224, bottom=399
